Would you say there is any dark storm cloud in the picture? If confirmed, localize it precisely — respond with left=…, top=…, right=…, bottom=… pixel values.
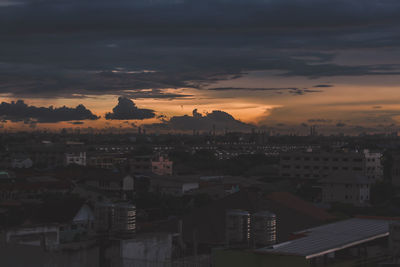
left=105, top=97, right=155, bottom=120
left=2, top=0, right=400, bottom=98
left=209, top=87, right=299, bottom=91
left=336, top=123, right=346, bottom=127
left=313, top=84, right=333, bottom=88
left=0, top=100, right=99, bottom=123
left=145, top=108, right=253, bottom=132
left=2, top=0, right=400, bottom=34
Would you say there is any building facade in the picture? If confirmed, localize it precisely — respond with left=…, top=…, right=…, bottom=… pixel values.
left=321, top=174, right=371, bottom=206
left=280, top=150, right=382, bottom=181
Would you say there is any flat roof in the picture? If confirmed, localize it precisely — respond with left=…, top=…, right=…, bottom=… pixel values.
left=256, top=218, right=392, bottom=259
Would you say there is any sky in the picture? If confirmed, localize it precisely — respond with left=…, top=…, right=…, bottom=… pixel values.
left=1, top=0, right=400, bottom=134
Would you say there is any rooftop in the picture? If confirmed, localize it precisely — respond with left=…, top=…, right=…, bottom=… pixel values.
left=257, top=218, right=394, bottom=259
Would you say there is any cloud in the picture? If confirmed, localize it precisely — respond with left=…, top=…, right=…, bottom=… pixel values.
left=0, top=100, right=99, bottom=123
left=105, top=96, right=155, bottom=120
left=145, top=108, right=253, bottom=132
left=69, top=121, right=84, bottom=125
left=336, top=122, right=346, bottom=127
left=313, top=84, right=333, bottom=88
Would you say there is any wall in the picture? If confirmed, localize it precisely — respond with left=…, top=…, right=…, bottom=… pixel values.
left=214, top=249, right=309, bottom=267
left=119, top=233, right=172, bottom=265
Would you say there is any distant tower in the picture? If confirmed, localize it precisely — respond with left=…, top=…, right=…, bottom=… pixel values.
left=310, top=125, right=317, bottom=136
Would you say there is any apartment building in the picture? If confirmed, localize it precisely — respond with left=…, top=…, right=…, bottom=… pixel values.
left=320, top=173, right=370, bottom=206
left=280, top=150, right=382, bottom=181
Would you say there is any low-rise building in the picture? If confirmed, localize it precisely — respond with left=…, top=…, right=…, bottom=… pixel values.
left=65, top=151, right=86, bottom=166
left=11, top=156, right=33, bottom=169
left=6, top=199, right=95, bottom=249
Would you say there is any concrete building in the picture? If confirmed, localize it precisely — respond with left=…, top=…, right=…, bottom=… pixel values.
left=129, top=155, right=152, bottom=174
left=390, top=153, right=400, bottom=187
left=6, top=201, right=95, bottom=249
left=87, top=153, right=127, bottom=169
left=107, top=233, right=173, bottom=267
left=65, top=151, right=87, bottom=166
left=279, top=150, right=382, bottom=181
left=320, top=173, right=371, bottom=206
left=95, top=202, right=136, bottom=235
left=151, top=154, right=173, bottom=175
left=11, top=156, right=33, bottom=169
left=363, top=149, right=383, bottom=182
left=84, top=170, right=134, bottom=199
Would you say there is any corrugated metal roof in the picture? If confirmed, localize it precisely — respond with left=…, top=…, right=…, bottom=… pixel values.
left=256, top=218, right=392, bottom=259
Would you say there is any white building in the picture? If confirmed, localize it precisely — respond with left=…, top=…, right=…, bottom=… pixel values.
left=363, top=149, right=383, bottom=182
left=11, top=157, right=33, bottom=169
left=321, top=173, right=371, bottom=206
left=65, top=151, right=86, bottom=166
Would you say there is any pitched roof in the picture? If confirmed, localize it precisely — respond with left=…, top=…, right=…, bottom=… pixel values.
left=257, top=218, right=392, bottom=259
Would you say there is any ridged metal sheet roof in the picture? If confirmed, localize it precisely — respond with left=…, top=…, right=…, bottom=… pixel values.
left=257, top=218, right=391, bottom=259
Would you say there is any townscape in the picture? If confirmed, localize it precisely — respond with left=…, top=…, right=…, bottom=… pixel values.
left=1, top=129, right=400, bottom=266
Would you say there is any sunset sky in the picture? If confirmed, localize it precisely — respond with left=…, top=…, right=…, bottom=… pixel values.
left=2, top=0, right=400, bottom=134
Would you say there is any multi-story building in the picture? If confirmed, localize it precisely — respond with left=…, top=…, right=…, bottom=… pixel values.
left=391, top=153, right=400, bottom=187
left=151, top=155, right=173, bottom=175
left=363, top=149, right=383, bottom=182
left=280, top=150, right=382, bottom=181
left=65, top=151, right=86, bottom=166
left=84, top=170, right=134, bottom=199
left=129, top=154, right=173, bottom=176
left=87, top=153, right=127, bottom=169
left=320, top=173, right=371, bottom=206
